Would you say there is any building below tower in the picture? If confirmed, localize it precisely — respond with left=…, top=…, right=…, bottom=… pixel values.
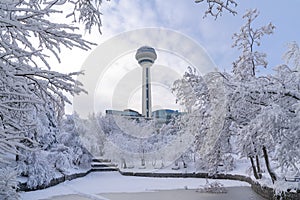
left=105, top=109, right=184, bottom=125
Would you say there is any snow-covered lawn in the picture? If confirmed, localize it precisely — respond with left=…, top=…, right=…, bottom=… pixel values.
left=20, top=172, right=250, bottom=200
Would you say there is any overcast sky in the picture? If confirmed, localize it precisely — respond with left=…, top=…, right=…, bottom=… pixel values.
left=51, top=0, right=300, bottom=116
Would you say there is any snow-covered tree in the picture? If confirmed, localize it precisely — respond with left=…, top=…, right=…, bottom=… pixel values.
left=0, top=0, right=104, bottom=196
left=232, top=9, right=275, bottom=80
left=269, top=49, right=300, bottom=175
left=173, top=10, right=299, bottom=182
left=236, top=66, right=300, bottom=182
left=234, top=40, right=300, bottom=182
left=0, top=0, right=103, bottom=164
left=173, top=67, right=234, bottom=173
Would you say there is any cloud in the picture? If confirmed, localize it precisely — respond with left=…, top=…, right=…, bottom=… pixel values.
left=101, top=0, right=159, bottom=33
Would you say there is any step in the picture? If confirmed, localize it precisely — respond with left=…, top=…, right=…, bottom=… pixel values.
left=91, top=163, right=118, bottom=168
left=91, top=167, right=119, bottom=172
left=92, top=158, right=111, bottom=163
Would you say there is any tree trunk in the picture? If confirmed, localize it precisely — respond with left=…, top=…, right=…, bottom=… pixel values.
left=16, top=146, right=19, bottom=161
left=255, top=155, right=262, bottom=179
left=121, top=158, right=127, bottom=169
left=249, top=156, right=260, bottom=179
left=262, top=145, right=277, bottom=183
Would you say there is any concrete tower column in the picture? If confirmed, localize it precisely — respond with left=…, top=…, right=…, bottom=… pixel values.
left=135, top=46, right=157, bottom=118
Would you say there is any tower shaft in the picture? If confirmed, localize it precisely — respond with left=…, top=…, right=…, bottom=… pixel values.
left=142, top=64, right=152, bottom=118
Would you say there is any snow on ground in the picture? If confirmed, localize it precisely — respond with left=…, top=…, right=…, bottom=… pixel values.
left=20, top=171, right=250, bottom=200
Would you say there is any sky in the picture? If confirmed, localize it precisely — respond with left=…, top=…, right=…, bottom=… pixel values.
left=49, top=0, right=300, bottom=117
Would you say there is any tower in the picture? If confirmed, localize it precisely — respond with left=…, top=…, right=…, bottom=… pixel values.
left=135, top=46, right=157, bottom=118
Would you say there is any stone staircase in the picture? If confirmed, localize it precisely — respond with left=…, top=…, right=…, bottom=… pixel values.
left=91, top=158, right=119, bottom=172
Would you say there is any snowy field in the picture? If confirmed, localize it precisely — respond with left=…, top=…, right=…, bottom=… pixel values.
left=20, top=172, right=258, bottom=200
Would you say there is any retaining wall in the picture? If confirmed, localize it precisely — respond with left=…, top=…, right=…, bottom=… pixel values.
left=18, top=169, right=92, bottom=192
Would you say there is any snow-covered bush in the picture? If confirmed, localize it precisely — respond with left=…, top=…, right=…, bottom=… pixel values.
left=34, top=110, right=59, bottom=150
left=0, top=168, right=19, bottom=200
left=79, top=153, right=92, bottom=169
left=223, top=154, right=235, bottom=172
left=48, top=146, right=73, bottom=173
left=21, top=151, right=55, bottom=189
left=56, top=131, right=92, bottom=169
left=197, top=180, right=227, bottom=193
left=80, top=114, right=106, bottom=157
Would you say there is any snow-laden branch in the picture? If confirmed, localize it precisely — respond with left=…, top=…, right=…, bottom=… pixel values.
left=0, top=0, right=103, bottom=70
left=66, top=0, right=104, bottom=34
left=15, top=70, right=87, bottom=106
left=283, top=42, right=300, bottom=70
left=195, top=0, right=237, bottom=18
